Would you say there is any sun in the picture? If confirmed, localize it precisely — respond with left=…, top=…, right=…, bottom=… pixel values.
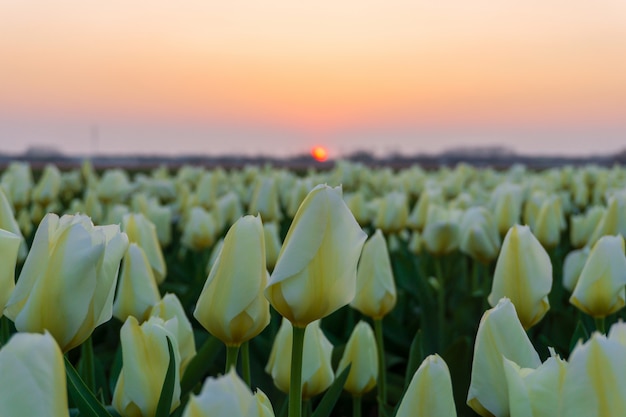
left=311, top=145, right=329, bottom=162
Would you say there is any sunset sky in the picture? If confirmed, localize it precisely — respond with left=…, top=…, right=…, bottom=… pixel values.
left=1, top=1, right=626, bottom=157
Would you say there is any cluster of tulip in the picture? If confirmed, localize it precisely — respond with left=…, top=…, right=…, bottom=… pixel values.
left=2, top=160, right=626, bottom=417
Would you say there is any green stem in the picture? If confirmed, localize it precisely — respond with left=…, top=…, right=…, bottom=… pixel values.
left=225, top=345, right=240, bottom=374
left=0, top=316, right=10, bottom=346
left=595, top=317, right=606, bottom=334
left=435, top=257, right=446, bottom=350
left=303, top=399, right=312, bottom=417
left=241, top=341, right=251, bottom=387
left=472, top=260, right=480, bottom=294
left=352, top=395, right=362, bottom=417
left=289, top=325, right=307, bottom=417
left=79, top=335, right=96, bottom=393
left=374, top=318, right=387, bottom=414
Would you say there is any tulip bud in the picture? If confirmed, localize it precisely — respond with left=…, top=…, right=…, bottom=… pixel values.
left=344, top=192, right=370, bottom=226
left=181, top=207, right=217, bottom=251
left=194, top=215, right=270, bottom=346
left=533, top=196, right=563, bottom=249
left=570, top=206, right=605, bottom=248
left=488, top=225, right=552, bottom=329
left=266, top=184, right=367, bottom=327
left=503, top=352, right=567, bottom=417
left=182, top=368, right=271, bottom=417
left=123, top=213, right=167, bottom=284
left=587, top=194, right=626, bottom=247
left=113, top=316, right=181, bottom=417
left=0, top=188, right=27, bottom=261
left=255, top=389, right=276, bottom=417
left=32, top=164, right=62, bottom=206
left=249, top=177, right=282, bottom=222
left=459, top=207, right=501, bottom=263
left=0, top=229, right=21, bottom=315
left=263, top=222, right=282, bottom=272
left=113, top=243, right=162, bottom=322
left=0, top=332, right=69, bottom=417
left=422, top=205, right=461, bottom=256
left=337, top=321, right=378, bottom=396
left=467, top=298, right=541, bottom=417
left=562, top=247, right=590, bottom=292
left=570, top=235, right=626, bottom=318
left=407, top=188, right=443, bottom=231
left=1, top=162, right=33, bottom=210
left=351, top=230, right=397, bottom=319
left=373, top=191, right=408, bottom=234
left=408, top=231, right=423, bottom=255
left=490, top=183, right=523, bottom=236
left=561, top=332, right=626, bottom=416
left=265, top=319, right=334, bottom=399
left=5, top=213, right=129, bottom=352
left=396, top=355, right=457, bottom=417
left=151, top=293, right=196, bottom=374
left=97, top=169, right=132, bottom=203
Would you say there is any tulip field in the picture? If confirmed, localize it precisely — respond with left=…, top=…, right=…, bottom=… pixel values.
left=2, top=160, right=626, bottom=417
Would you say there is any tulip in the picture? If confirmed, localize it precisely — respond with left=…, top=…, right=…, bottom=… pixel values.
left=0, top=332, right=69, bottom=417
left=408, top=231, right=423, bottom=255
left=151, top=293, right=196, bottom=374
left=265, top=319, right=334, bottom=400
left=255, top=389, right=276, bottom=417
left=182, top=368, right=272, bottom=417
left=569, top=206, right=605, bottom=248
left=113, top=243, right=162, bottom=323
left=249, top=177, right=282, bottom=222
left=4, top=213, right=129, bottom=352
left=344, top=191, right=371, bottom=226
left=83, top=189, right=104, bottom=224
left=570, top=235, right=626, bottom=319
left=97, top=169, right=132, bottom=203
left=0, top=229, right=21, bottom=316
left=286, top=179, right=313, bottom=219
left=0, top=188, right=27, bottom=261
left=562, top=247, right=590, bottom=292
left=396, top=355, right=456, bottom=417
left=0, top=161, right=33, bottom=210
left=407, top=188, right=443, bottom=231
left=503, top=352, right=567, bottom=417
left=561, top=332, right=626, bottom=417
left=266, top=184, right=367, bottom=327
left=467, top=298, right=541, bottom=417
left=32, top=164, right=62, bottom=206
left=459, top=207, right=501, bottom=264
left=490, top=183, right=523, bottom=236
left=195, top=172, right=219, bottom=210
left=194, top=215, right=270, bottom=348
left=113, top=316, right=181, bottom=417
left=533, top=196, right=563, bottom=249
left=263, top=222, right=282, bottom=271
left=488, top=225, right=552, bottom=329
left=421, top=205, right=461, bottom=256
left=336, top=321, right=378, bottom=396
left=587, top=193, right=626, bottom=246
left=123, top=213, right=167, bottom=284
left=373, top=191, right=408, bottom=234
left=181, top=207, right=217, bottom=251
left=351, top=229, right=397, bottom=319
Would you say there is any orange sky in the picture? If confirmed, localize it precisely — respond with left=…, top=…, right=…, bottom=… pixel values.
left=1, top=1, right=626, bottom=155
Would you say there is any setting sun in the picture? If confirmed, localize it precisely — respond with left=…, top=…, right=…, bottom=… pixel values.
left=311, top=146, right=329, bottom=162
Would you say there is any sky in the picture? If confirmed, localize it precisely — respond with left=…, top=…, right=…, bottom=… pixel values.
left=1, top=1, right=626, bottom=157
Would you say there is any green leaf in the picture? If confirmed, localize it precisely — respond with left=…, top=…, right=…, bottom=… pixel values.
left=65, top=357, right=113, bottom=417
left=569, top=320, right=590, bottom=354
left=155, top=336, right=177, bottom=417
left=310, top=364, right=351, bottom=417
left=404, top=330, right=424, bottom=387
left=180, top=334, right=222, bottom=396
